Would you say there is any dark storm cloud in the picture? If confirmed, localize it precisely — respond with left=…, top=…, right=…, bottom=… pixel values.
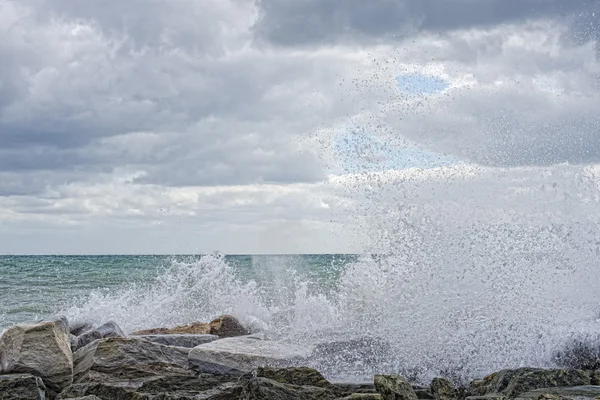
left=254, top=0, right=594, bottom=46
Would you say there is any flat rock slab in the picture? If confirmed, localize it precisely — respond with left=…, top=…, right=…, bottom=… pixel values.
left=73, top=337, right=192, bottom=383
left=136, top=334, right=218, bottom=348
left=515, top=385, right=600, bottom=399
left=188, top=335, right=313, bottom=373
left=0, top=373, right=46, bottom=400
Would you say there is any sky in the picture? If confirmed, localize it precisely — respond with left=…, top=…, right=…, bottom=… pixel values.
left=0, top=0, right=599, bottom=254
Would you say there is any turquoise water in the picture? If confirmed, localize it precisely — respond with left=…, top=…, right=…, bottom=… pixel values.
left=0, top=254, right=355, bottom=331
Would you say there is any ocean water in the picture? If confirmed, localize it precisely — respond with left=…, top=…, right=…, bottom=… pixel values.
left=1, top=244, right=599, bottom=384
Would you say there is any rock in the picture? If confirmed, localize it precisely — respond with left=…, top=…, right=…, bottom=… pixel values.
left=70, top=331, right=102, bottom=352
left=240, top=376, right=338, bottom=399
left=374, top=375, right=419, bottom=400
left=554, top=336, right=600, bottom=371
left=471, top=368, right=593, bottom=397
left=513, top=385, right=600, bottom=399
left=67, top=397, right=102, bottom=400
left=413, top=388, right=435, bottom=400
left=131, top=315, right=249, bottom=338
left=431, top=378, right=456, bottom=400
left=69, top=322, right=94, bottom=337
left=338, top=395, right=382, bottom=400
left=95, top=321, right=124, bottom=339
left=465, top=395, right=507, bottom=400
left=311, top=337, right=392, bottom=379
left=188, top=335, right=312, bottom=373
left=254, top=366, right=333, bottom=389
left=0, top=373, right=46, bottom=400
left=0, top=317, right=73, bottom=393
left=135, top=334, right=218, bottom=348
left=58, top=377, right=242, bottom=400
left=72, top=337, right=191, bottom=383
left=592, top=370, right=600, bottom=386
left=208, top=315, right=249, bottom=338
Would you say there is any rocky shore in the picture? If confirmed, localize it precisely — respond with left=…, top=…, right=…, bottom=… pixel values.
left=1, top=316, right=599, bottom=400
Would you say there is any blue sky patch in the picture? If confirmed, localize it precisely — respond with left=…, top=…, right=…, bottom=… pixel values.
left=396, top=73, right=448, bottom=95
left=334, top=130, right=458, bottom=173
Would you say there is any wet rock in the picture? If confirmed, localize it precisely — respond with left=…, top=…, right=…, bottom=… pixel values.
left=58, top=376, right=242, bottom=400
left=465, top=394, right=507, bottom=400
left=255, top=366, right=333, bottom=388
left=554, top=336, right=600, bottom=371
left=135, top=334, right=218, bottom=348
left=311, top=337, right=392, bottom=379
left=513, top=385, right=600, bottom=399
left=131, top=315, right=249, bottom=339
left=66, top=397, right=102, bottom=400
left=208, top=315, right=249, bottom=338
left=338, top=395, right=382, bottom=400
left=469, top=368, right=588, bottom=397
left=431, top=378, right=456, bottom=400
left=591, top=370, right=600, bottom=385
left=189, top=335, right=312, bottom=373
left=0, top=317, right=73, bottom=393
left=95, top=321, right=124, bottom=339
left=240, top=376, right=338, bottom=399
left=69, top=322, right=94, bottom=337
left=374, top=375, right=419, bottom=400
left=72, top=337, right=191, bottom=383
left=0, top=373, right=46, bottom=400
left=70, top=331, right=102, bottom=352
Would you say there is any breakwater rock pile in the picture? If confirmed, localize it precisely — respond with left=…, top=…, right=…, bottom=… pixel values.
left=1, top=316, right=599, bottom=400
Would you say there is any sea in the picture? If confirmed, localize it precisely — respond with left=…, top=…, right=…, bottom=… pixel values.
left=1, top=248, right=599, bottom=383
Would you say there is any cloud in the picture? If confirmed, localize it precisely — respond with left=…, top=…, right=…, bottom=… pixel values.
left=0, top=0, right=599, bottom=253
left=253, top=0, right=596, bottom=46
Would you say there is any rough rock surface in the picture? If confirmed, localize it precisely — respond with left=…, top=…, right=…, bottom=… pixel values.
left=70, top=331, right=102, bottom=352
left=254, top=366, right=333, bottom=388
left=513, top=385, right=600, bottom=399
left=374, top=375, right=419, bottom=400
left=240, top=376, right=338, bottom=400
left=0, top=317, right=73, bottom=393
left=431, top=378, right=456, bottom=400
left=58, top=376, right=242, bottom=399
left=131, top=315, right=249, bottom=338
left=470, top=368, right=593, bottom=398
left=72, top=337, right=191, bottom=383
left=69, top=322, right=94, bottom=337
left=338, top=395, right=383, bottom=400
left=0, top=373, right=46, bottom=400
left=135, top=334, right=218, bottom=348
left=188, top=335, right=312, bottom=373
left=94, top=321, right=124, bottom=339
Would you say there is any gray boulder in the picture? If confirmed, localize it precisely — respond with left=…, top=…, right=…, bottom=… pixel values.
left=0, top=373, right=46, bottom=400
left=240, top=376, right=338, bottom=400
left=469, top=368, right=593, bottom=398
left=95, top=321, right=124, bottom=339
left=431, top=378, right=456, bottom=400
left=68, top=322, right=94, bottom=337
left=0, top=317, right=73, bottom=393
left=135, top=334, right=218, bottom=348
left=72, top=337, right=192, bottom=383
left=70, top=331, right=102, bottom=352
left=188, top=335, right=312, bottom=373
left=514, top=385, right=600, bottom=399
left=374, top=375, right=419, bottom=400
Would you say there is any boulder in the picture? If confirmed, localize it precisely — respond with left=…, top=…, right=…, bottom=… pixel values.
left=188, top=335, right=312, bottom=373
left=554, top=337, right=600, bottom=371
left=254, top=366, right=333, bottom=389
left=72, top=337, right=191, bottom=383
left=471, top=368, right=592, bottom=397
left=431, top=378, right=456, bottom=400
left=95, top=321, right=124, bottom=339
left=57, top=377, right=242, bottom=400
left=0, top=373, right=46, bottom=400
left=374, top=375, right=419, bottom=400
left=338, top=395, right=383, bottom=400
left=69, top=322, right=94, bottom=337
left=240, top=376, right=338, bottom=400
left=131, top=315, right=249, bottom=338
left=135, top=334, right=218, bottom=348
left=70, top=331, right=102, bottom=352
left=513, top=385, right=600, bottom=399
left=0, top=317, right=73, bottom=393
